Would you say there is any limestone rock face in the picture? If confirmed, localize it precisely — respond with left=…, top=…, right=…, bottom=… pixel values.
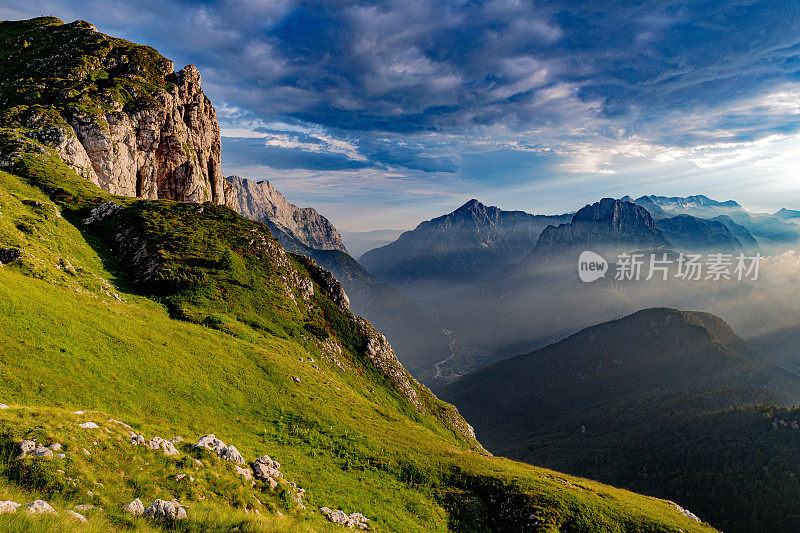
left=67, top=65, right=229, bottom=204
left=225, top=176, right=348, bottom=253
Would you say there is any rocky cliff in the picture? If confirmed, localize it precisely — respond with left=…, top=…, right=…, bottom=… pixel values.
left=225, top=175, right=347, bottom=252
left=0, top=17, right=229, bottom=204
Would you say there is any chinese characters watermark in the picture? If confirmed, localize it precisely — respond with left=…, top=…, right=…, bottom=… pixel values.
left=579, top=251, right=761, bottom=283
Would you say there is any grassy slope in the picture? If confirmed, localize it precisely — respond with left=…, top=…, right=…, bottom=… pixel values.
left=0, top=134, right=719, bottom=533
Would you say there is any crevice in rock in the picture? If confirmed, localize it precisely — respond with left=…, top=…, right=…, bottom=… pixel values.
left=207, top=158, right=217, bottom=203
left=135, top=169, right=144, bottom=198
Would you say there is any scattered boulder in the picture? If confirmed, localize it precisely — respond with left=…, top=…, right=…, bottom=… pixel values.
left=147, top=436, right=180, bottom=456
left=124, top=498, right=144, bottom=516
left=252, top=455, right=282, bottom=481
left=19, top=439, right=36, bottom=455
left=22, top=500, right=56, bottom=515
left=32, top=446, right=53, bottom=457
left=221, top=444, right=245, bottom=465
left=0, top=404, right=9, bottom=409
left=143, top=499, right=187, bottom=520
left=78, top=422, right=99, bottom=429
left=130, top=434, right=145, bottom=445
left=234, top=465, right=253, bottom=481
left=0, top=501, right=20, bottom=514
left=195, top=434, right=245, bottom=464
left=291, top=376, right=301, bottom=384
left=195, top=434, right=227, bottom=455
left=319, top=507, right=369, bottom=529
left=66, top=509, right=87, bottom=523
left=0, top=248, right=22, bottom=265
left=74, top=504, right=95, bottom=512
left=48, top=442, right=62, bottom=451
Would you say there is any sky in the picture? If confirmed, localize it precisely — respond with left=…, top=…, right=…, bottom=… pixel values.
left=2, top=0, right=800, bottom=231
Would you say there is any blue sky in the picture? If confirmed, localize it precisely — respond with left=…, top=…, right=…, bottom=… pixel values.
left=2, top=0, right=800, bottom=230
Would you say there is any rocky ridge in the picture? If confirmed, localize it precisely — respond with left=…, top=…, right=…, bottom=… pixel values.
left=225, top=175, right=347, bottom=253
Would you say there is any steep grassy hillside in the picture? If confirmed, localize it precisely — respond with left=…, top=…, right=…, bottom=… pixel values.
left=443, top=308, right=800, bottom=532
left=0, top=132, right=718, bottom=532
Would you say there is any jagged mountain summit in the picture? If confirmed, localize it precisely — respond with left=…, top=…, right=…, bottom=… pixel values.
left=532, top=198, right=669, bottom=254
left=775, top=208, right=800, bottom=220
left=0, top=17, right=229, bottom=204
left=360, top=198, right=571, bottom=282
left=225, top=176, right=347, bottom=253
left=627, top=194, right=798, bottom=248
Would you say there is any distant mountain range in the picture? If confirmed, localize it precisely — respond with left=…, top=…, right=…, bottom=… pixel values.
left=442, top=308, right=800, bottom=533
left=624, top=194, right=799, bottom=249
left=360, top=199, right=571, bottom=283
left=359, top=195, right=800, bottom=381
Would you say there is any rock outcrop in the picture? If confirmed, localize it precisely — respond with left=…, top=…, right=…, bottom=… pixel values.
left=143, top=499, right=187, bottom=520
left=146, top=436, right=180, bottom=456
left=252, top=455, right=282, bottom=488
left=0, top=501, right=20, bottom=514
left=319, top=507, right=370, bottom=529
left=225, top=176, right=348, bottom=252
left=194, top=434, right=245, bottom=464
left=0, top=18, right=230, bottom=205
left=69, top=65, right=229, bottom=204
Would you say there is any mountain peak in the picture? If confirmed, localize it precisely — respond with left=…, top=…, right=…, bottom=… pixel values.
left=225, top=176, right=348, bottom=253
left=456, top=198, right=483, bottom=211
left=534, top=197, right=668, bottom=253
